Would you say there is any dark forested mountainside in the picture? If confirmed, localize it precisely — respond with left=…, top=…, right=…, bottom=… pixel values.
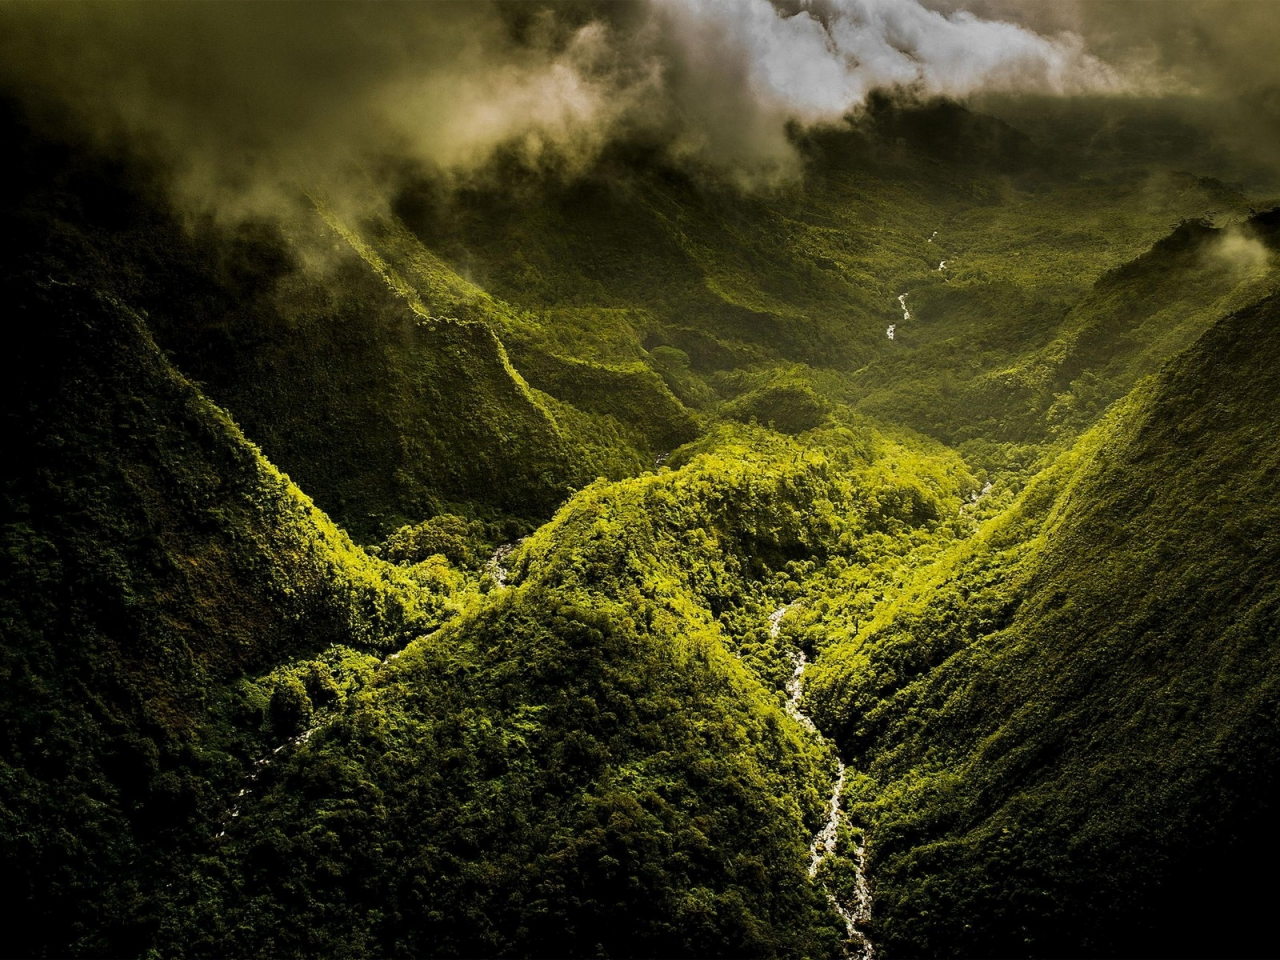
left=0, top=103, right=603, bottom=543
left=0, top=274, right=440, bottom=956
left=3, top=86, right=1280, bottom=960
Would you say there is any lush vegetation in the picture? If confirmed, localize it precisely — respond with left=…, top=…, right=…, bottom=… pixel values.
left=0, top=274, right=441, bottom=956
left=806, top=292, right=1280, bottom=957
left=4, top=88, right=1280, bottom=959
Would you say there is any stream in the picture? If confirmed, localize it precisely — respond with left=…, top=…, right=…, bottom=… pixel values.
left=961, top=481, right=995, bottom=512
left=773, top=607, right=875, bottom=959
left=217, top=580, right=877, bottom=960
left=889, top=293, right=910, bottom=340
left=218, top=628, right=427, bottom=839
left=486, top=539, right=524, bottom=588
left=216, top=726, right=318, bottom=837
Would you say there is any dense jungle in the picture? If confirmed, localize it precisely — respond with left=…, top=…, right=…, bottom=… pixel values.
left=3, top=2, right=1280, bottom=958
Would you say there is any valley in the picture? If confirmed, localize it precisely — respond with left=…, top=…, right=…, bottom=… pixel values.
left=3, top=10, right=1280, bottom=954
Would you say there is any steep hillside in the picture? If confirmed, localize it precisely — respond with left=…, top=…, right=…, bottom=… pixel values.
left=347, top=209, right=701, bottom=463
left=152, top=420, right=978, bottom=958
left=107, top=206, right=593, bottom=543
left=0, top=275, right=445, bottom=956
left=0, top=102, right=629, bottom=543
left=808, top=292, right=1280, bottom=957
left=5, top=83, right=1280, bottom=960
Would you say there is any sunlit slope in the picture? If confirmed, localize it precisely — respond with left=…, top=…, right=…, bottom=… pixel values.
left=808, top=292, right=1280, bottom=958
left=0, top=277, right=443, bottom=957
left=168, top=588, right=843, bottom=959
left=395, top=104, right=1256, bottom=455
left=154, top=438, right=890, bottom=956
left=156, top=418, right=982, bottom=958
left=346, top=208, right=701, bottom=459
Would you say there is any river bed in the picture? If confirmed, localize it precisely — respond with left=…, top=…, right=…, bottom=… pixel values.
left=774, top=606, right=875, bottom=959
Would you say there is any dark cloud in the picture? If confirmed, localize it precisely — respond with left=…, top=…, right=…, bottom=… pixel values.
left=0, top=0, right=1271, bottom=216
left=925, top=0, right=1280, bottom=97
left=0, top=2, right=616, bottom=217
left=646, top=0, right=1127, bottom=183
left=930, top=1, right=1280, bottom=186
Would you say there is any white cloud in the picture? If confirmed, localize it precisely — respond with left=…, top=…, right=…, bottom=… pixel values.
left=0, top=0, right=1146, bottom=210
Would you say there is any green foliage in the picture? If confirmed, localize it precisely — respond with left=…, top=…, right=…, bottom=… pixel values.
left=138, top=405, right=980, bottom=958
left=267, top=675, right=312, bottom=737
left=6, top=91, right=1280, bottom=960
left=807, top=294, right=1280, bottom=957
left=167, top=598, right=842, bottom=957
left=506, top=338, right=699, bottom=454
left=722, top=383, right=832, bottom=436
left=159, top=462, right=883, bottom=956
left=381, top=513, right=491, bottom=569
left=0, top=271, right=442, bottom=956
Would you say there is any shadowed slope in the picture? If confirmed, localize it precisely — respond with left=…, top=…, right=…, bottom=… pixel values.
left=0, top=277, right=440, bottom=956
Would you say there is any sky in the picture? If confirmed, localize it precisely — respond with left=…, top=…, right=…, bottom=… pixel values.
left=1, top=0, right=1275, bottom=214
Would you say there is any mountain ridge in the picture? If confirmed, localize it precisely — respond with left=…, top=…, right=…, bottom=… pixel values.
left=3, top=89, right=1280, bottom=957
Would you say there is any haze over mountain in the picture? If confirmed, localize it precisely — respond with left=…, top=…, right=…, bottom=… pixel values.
left=2, top=2, right=1279, bottom=958
left=4, top=0, right=1277, bottom=205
